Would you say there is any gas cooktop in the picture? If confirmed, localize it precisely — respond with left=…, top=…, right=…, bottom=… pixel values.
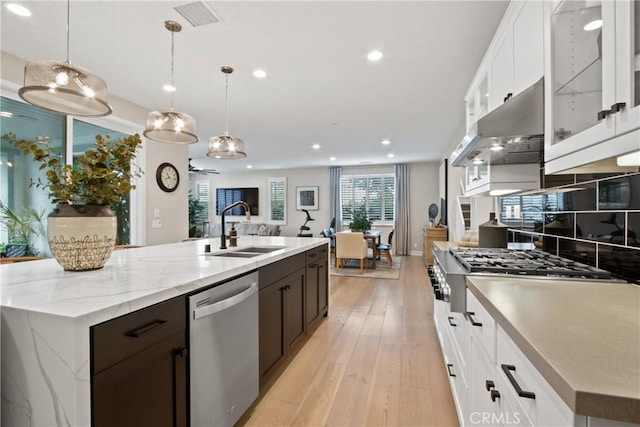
left=449, top=248, right=612, bottom=280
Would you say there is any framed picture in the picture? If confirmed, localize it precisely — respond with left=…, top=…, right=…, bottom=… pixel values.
left=296, top=186, right=319, bottom=210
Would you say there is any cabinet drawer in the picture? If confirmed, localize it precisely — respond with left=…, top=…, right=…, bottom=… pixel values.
left=496, top=326, right=577, bottom=427
left=306, top=245, right=327, bottom=265
left=259, top=253, right=305, bottom=288
left=445, top=310, right=469, bottom=381
left=92, top=296, right=186, bottom=374
left=466, top=289, right=497, bottom=362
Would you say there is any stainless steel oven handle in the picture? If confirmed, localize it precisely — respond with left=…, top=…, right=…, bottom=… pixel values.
left=193, top=281, right=257, bottom=320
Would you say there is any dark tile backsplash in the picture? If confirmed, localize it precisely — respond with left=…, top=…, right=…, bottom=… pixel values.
left=501, top=171, right=640, bottom=284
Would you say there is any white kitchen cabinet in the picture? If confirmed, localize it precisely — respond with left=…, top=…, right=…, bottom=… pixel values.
left=545, top=0, right=640, bottom=174
left=489, top=0, right=544, bottom=112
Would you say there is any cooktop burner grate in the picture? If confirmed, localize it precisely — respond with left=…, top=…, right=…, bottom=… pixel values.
left=449, top=248, right=612, bottom=280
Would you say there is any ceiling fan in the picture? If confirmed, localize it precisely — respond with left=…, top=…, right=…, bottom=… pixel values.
left=188, top=158, right=220, bottom=175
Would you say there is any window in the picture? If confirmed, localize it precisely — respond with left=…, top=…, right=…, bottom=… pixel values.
left=341, top=174, right=395, bottom=225
left=268, top=177, right=286, bottom=225
left=194, top=181, right=210, bottom=221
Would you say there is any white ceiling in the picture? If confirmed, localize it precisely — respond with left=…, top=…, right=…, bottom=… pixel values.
left=1, top=1, right=508, bottom=173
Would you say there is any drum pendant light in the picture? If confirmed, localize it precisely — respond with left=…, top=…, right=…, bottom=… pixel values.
left=18, top=0, right=112, bottom=116
left=207, top=66, right=246, bottom=159
left=143, top=21, right=198, bottom=144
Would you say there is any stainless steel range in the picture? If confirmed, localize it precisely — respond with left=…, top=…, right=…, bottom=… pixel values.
left=429, top=247, right=613, bottom=312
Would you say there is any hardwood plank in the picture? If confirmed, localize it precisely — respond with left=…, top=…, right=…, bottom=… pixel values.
left=399, top=385, right=437, bottom=426
left=361, top=314, right=385, bottom=337
left=325, top=334, right=380, bottom=426
left=401, top=340, right=431, bottom=389
left=242, top=398, right=299, bottom=427
left=289, top=361, right=347, bottom=426
left=363, top=342, right=402, bottom=426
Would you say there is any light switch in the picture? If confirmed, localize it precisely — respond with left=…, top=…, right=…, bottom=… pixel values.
left=154, top=208, right=161, bottom=218
left=152, top=219, right=162, bottom=229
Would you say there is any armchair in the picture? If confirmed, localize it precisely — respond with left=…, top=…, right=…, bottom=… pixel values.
left=335, top=231, right=368, bottom=274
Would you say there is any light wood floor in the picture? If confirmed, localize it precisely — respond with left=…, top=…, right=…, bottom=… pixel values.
left=240, top=255, right=459, bottom=427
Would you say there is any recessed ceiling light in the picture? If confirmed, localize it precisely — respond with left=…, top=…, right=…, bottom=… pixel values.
left=163, top=84, right=176, bottom=92
left=253, top=69, right=267, bottom=79
left=387, top=153, right=395, bottom=158
left=0, top=111, right=13, bottom=118
left=246, top=164, right=252, bottom=169
left=472, top=159, right=485, bottom=165
left=367, top=50, right=383, bottom=61
left=6, top=3, right=31, bottom=17
left=490, top=145, right=504, bottom=151
left=330, top=156, right=336, bottom=161
left=584, top=19, right=603, bottom=31
left=312, top=144, right=320, bottom=150
left=381, top=139, right=391, bottom=145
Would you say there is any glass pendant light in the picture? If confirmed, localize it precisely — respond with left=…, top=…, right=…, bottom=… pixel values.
left=18, top=0, right=112, bottom=116
left=143, top=21, right=198, bottom=144
left=207, top=66, right=246, bottom=159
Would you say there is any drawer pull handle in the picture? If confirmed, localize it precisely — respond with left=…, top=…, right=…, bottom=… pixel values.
left=485, top=380, right=495, bottom=391
left=447, top=316, right=457, bottom=327
left=611, top=102, right=626, bottom=113
left=597, top=109, right=611, bottom=120
left=446, top=363, right=456, bottom=377
left=466, top=311, right=483, bottom=327
left=126, top=319, right=169, bottom=338
left=490, top=389, right=501, bottom=402
left=501, top=364, right=536, bottom=399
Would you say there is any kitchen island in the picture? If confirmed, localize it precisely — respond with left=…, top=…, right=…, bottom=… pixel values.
left=1, top=236, right=328, bottom=427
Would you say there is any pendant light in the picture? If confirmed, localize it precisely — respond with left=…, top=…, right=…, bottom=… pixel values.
left=207, top=66, right=246, bottom=159
left=18, top=0, right=112, bottom=116
left=143, top=21, right=198, bottom=144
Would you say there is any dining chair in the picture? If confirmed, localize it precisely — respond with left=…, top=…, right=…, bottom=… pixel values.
left=320, top=228, right=336, bottom=263
left=376, top=229, right=394, bottom=266
left=335, top=231, right=368, bottom=274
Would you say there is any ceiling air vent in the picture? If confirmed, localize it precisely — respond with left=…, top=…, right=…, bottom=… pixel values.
left=174, top=2, right=222, bottom=27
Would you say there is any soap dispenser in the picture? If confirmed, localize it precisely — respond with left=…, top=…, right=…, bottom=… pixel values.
left=229, top=223, right=238, bottom=247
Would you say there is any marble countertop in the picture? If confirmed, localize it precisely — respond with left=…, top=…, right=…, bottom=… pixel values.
left=0, top=236, right=327, bottom=322
left=466, top=276, right=640, bottom=424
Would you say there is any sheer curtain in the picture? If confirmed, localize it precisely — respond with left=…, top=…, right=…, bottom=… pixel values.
left=329, top=166, right=342, bottom=231
left=394, top=164, right=410, bottom=255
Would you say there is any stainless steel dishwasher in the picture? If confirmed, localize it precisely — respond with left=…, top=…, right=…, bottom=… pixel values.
left=188, top=271, right=259, bottom=427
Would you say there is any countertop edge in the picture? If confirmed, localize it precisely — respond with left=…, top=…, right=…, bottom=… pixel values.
left=466, top=278, right=640, bottom=424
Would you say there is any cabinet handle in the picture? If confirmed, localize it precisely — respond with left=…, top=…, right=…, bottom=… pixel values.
left=447, top=316, right=457, bottom=327
left=490, top=389, right=501, bottom=402
left=485, top=380, right=495, bottom=391
left=597, top=109, right=612, bottom=120
left=446, top=363, right=456, bottom=377
left=611, top=102, right=626, bottom=113
left=126, top=319, right=169, bottom=338
left=173, top=347, right=188, bottom=427
left=308, top=265, right=317, bottom=269
left=501, top=364, right=536, bottom=399
left=466, top=311, right=483, bottom=327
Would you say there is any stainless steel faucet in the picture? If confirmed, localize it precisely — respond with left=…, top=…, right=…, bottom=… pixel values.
left=220, top=201, right=251, bottom=249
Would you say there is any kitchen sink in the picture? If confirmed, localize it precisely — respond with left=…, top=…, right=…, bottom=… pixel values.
left=209, top=252, right=263, bottom=258
left=236, top=246, right=287, bottom=253
left=206, top=246, right=288, bottom=258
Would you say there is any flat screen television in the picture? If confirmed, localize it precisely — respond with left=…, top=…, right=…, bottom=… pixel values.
left=216, top=187, right=259, bottom=216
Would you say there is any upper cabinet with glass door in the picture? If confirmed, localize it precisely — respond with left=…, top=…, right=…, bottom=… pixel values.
left=545, top=0, right=640, bottom=174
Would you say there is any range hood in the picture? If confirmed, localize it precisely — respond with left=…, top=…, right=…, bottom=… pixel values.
left=450, top=78, right=544, bottom=168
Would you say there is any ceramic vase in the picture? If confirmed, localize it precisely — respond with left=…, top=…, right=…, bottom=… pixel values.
left=47, top=204, right=117, bottom=271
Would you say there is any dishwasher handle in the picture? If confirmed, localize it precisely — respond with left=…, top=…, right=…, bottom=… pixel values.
left=193, top=281, right=258, bottom=320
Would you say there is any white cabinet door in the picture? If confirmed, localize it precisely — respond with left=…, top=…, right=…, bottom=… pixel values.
left=489, top=35, right=515, bottom=112
left=513, top=0, right=544, bottom=96
left=468, top=334, right=503, bottom=426
left=614, top=0, right=640, bottom=136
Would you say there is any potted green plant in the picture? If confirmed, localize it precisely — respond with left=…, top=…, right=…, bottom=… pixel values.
left=3, top=132, right=143, bottom=271
left=349, top=205, right=373, bottom=232
left=0, top=200, right=46, bottom=256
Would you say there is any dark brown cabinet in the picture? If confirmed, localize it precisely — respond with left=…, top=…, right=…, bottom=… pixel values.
left=305, top=245, right=329, bottom=328
left=91, top=296, right=187, bottom=427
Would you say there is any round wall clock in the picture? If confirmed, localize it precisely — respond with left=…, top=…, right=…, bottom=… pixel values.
left=156, top=162, right=180, bottom=193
